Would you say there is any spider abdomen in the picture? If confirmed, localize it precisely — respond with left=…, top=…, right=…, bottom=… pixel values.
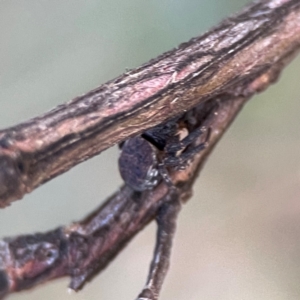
left=118, top=136, right=159, bottom=191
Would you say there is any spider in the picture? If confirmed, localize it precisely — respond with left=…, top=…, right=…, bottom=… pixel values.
left=118, top=117, right=211, bottom=191
left=118, top=113, right=212, bottom=299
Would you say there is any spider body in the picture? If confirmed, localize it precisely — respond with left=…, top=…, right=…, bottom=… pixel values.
left=118, top=117, right=210, bottom=192
left=118, top=136, right=159, bottom=192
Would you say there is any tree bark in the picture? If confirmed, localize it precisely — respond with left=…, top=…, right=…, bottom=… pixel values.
left=0, top=0, right=300, bottom=298
left=0, top=0, right=299, bottom=207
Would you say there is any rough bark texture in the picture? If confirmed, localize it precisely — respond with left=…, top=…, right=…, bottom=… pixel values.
left=0, top=0, right=300, bottom=299
left=0, top=0, right=299, bottom=207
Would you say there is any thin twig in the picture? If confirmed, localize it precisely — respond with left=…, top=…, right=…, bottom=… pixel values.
left=0, top=0, right=300, bottom=299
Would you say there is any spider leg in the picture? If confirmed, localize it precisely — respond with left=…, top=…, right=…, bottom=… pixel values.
left=164, top=127, right=211, bottom=169
left=157, top=163, right=175, bottom=189
left=137, top=194, right=181, bottom=300
left=165, top=126, right=207, bottom=155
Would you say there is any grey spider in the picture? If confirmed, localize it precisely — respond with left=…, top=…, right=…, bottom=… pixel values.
left=118, top=118, right=210, bottom=192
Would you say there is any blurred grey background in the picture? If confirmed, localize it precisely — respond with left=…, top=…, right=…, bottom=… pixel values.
left=0, top=1, right=300, bottom=299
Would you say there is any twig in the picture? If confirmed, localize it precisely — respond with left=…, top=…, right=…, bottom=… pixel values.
left=0, top=0, right=299, bottom=207
left=0, top=0, right=300, bottom=299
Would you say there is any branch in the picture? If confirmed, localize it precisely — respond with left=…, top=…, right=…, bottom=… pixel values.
left=0, top=0, right=299, bottom=207
left=0, top=0, right=300, bottom=299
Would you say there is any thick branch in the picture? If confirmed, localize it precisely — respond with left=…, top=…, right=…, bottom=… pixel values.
left=0, top=0, right=299, bottom=207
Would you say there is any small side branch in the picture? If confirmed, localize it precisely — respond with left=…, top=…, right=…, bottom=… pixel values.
left=137, top=194, right=181, bottom=300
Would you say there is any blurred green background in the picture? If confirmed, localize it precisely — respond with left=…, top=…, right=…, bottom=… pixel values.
left=1, top=1, right=300, bottom=299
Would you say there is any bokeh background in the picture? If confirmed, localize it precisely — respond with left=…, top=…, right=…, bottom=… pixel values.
left=0, top=1, right=300, bottom=299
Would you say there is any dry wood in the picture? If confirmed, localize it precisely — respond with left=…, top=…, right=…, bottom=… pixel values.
left=0, top=0, right=299, bottom=207
left=0, top=0, right=300, bottom=299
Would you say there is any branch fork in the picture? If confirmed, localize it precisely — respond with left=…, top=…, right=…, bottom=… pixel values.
left=0, top=0, right=300, bottom=298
